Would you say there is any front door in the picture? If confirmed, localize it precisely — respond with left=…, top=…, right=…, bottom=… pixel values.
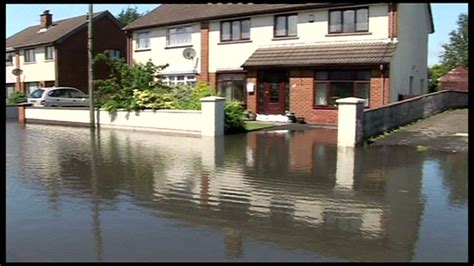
left=264, top=82, right=286, bottom=114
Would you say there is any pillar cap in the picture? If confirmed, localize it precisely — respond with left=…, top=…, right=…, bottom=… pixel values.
left=335, top=97, right=366, bottom=104
left=200, top=96, right=225, bottom=102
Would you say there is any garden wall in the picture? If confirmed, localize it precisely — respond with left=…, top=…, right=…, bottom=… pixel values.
left=24, top=96, right=225, bottom=136
left=363, top=90, right=468, bottom=138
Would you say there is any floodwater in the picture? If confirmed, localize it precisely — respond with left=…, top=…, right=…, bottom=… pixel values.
left=6, top=122, right=468, bottom=262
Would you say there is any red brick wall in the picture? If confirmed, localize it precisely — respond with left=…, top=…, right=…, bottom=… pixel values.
left=369, top=69, right=390, bottom=108
left=57, top=15, right=126, bottom=93
left=209, top=72, right=216, bottom=91
left=198, top=22, right=209, bottom=83
left=388, top=3, right=398, bottom=39
left=246, top=70, right=257, bottom=113
left=289, top=70, right=338, bottom=125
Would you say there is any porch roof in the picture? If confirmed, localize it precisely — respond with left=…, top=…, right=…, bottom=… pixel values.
left=241, top=41, right=397, bottom=68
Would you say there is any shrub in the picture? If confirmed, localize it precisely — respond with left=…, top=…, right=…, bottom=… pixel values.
left=132, top=89, right=176, bottom=110
left=224, top=100, right=246, bottom=134
left=169, top=82, right=216, bottom=110
left=8, top=91, right=27, bottom=104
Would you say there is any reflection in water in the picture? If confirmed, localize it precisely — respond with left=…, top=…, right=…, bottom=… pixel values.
left=6, top=122, right=468, bottom=262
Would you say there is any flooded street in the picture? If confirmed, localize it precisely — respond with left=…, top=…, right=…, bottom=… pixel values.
left=6, top=121, right=468, bottom=262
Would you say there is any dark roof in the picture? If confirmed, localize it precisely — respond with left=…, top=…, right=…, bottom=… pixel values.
left=124, top=3, right=357, bottom=31
left=6, top=11, right=119, bottom=49
left=241, top=41, right=397, bottom=68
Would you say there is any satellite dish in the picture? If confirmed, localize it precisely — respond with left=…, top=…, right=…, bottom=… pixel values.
left=12, top=68, right=23, bottom=76
left=183, top=48, right=196, bottom=60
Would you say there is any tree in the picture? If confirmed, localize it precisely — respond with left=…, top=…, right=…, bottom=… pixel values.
left=428, top=63, right=450, bottom=92
left=117, top=6, right=145, bottom=26
left=440, top=13, right=468, bottom=70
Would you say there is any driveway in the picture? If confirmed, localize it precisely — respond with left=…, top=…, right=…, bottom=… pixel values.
left=371, top=109, right=468, bottom=153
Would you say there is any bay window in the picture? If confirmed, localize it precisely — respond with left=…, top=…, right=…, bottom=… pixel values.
left=314, top=70, right=370, bottom=108
left=217, top=73, right=246, bottom=102
left=162, top=74, right=196, bottom=86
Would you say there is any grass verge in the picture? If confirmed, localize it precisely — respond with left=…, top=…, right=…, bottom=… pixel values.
left=244, top=121, right=276, bottom=131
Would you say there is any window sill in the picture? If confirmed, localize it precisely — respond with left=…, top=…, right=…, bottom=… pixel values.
left=165, top=44, right=193, bottom=49
left=23, top=61, right=36, bottom=65
left=134, top=48, right=151, bottom=52
left=218, top=40, right=252, bottom=45
left=325, top=32, right=372, bottom=37
left=272, top=36, right=299, bottom=41
left=6, top=63, right=13, bottom=66
left=44, top=59, right=55, bottom=62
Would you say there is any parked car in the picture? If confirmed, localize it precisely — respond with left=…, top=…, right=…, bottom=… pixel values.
left=28, top=87, right=90, bottom=107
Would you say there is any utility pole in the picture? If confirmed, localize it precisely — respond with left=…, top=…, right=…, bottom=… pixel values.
left=88, top=4, right=95, bottom=128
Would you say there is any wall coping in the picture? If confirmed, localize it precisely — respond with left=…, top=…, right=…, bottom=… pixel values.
left=200, top=96, right=225, bottom=102
left=336, top=97, right=366, bottom=104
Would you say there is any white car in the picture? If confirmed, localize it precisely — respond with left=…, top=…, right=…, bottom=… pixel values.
left=28, top=87, right=90, bottom=107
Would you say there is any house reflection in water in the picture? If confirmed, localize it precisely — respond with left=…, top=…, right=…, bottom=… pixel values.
left=11, top=123, right=466, bottom=261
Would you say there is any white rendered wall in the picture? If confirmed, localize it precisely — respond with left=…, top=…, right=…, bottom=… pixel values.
left=132, top=23, right=202, bottom=75
left=6, top=63, right=17, bottom=83
left=25, top=108, right=203, bottom=134
left=208, top=4, right=390, bottom=73
left=389, top=3, right=431, bottom=102
left=17, top=45, right=56, bottom=82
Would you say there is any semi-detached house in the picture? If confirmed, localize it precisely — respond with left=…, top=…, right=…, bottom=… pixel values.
left=6, top=10, right=126, bottom=97
left=124, top=3, right=434, bottom=125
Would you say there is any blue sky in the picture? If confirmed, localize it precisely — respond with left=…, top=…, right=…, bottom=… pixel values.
left=5, top=3, right=468, bottom=66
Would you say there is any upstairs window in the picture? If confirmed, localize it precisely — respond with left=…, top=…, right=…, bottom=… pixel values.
left=136, top=32, right=150, bottom=49
left=329, top=7, right=369, bottom=33
left=109, top=49, right=121, bottom=60
left=45, top=46, right=54, bottom=60
left=24, top=48, right=36, bottom=62
left=6, top=52, right=14, bottom=65
left=221, top=19, right=251, bottom=41
left=167, top=26, right=192, bottom=47
left=274, top=14, right=297, bottom=37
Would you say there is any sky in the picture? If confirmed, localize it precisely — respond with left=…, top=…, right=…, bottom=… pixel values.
left=5, top=3, right=468, bottom=66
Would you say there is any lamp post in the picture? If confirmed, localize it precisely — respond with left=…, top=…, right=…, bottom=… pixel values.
left=88, top=4, right=95, bottom=128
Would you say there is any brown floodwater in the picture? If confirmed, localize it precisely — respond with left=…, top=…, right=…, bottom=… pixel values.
left=6, top=122, right=468, bottom=262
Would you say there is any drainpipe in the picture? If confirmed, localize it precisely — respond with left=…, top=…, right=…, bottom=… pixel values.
left=380, top=64, right=384, bottom=106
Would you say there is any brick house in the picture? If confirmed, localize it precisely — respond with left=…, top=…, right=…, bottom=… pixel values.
left=6, top=10, right=127, bottom=97
left=123, top=3, right=434, bottom=125
left=439, top=65, right=468, bottom=92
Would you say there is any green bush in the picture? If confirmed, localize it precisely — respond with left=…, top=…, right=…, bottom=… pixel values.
left=8, top=91, right=27, bottom=104
left=224, top=100, right=246, bottom=134
left=133, top=89, right=176, bottom=110
left=169, top=82, right=216, bottom=110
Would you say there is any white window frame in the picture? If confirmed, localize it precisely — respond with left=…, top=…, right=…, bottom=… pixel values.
left=136, top=32, right=150, bottom=50
left=167, top=26, right=193, bottom=47
left=162, top=74, right=196, bottom=86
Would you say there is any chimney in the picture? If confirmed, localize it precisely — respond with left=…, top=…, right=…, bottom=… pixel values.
left=40, top=10, right=52, bottom=29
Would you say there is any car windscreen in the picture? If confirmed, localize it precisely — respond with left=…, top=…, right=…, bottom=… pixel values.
left=29, top=89, right=45, bottom=99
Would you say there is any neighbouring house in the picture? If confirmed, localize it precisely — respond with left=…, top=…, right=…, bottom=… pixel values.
left=6, top=10, right=127, bottom=98
left=123, top=3, right=434, bottom=125
left=439, top=65, right=468, bottom=92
